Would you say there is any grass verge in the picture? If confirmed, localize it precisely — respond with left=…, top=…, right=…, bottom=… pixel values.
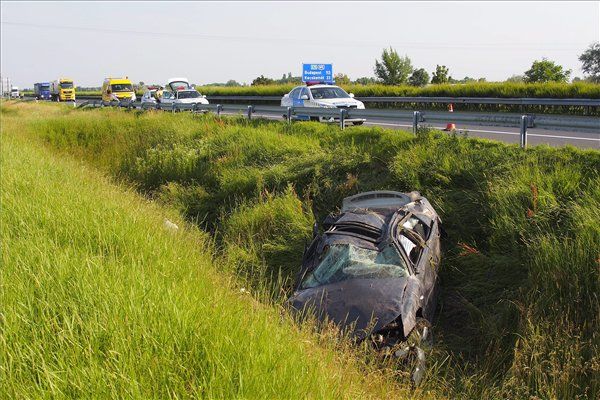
left=1, top=111, right=409, bottom=399
left=3, top=101, right=599, bottom=398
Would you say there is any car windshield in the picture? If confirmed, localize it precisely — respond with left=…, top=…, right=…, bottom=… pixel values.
left=60, top=82, right=73, bottom=89
left=300, top=243, right=408, bottom=289
left=111, top=84, right=133, bottom=92
left=177, top=91, right=200, bottom=99
left=168, top=81, right=190, bottom=91
left=40, top=84, right=50, bottom=90
left=310, top=87, right=350, bottom=99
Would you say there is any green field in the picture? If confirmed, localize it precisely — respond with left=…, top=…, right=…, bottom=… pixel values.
left=2, top=101, right=599, bottom=399
left=197, top=81, right=600, bottom=99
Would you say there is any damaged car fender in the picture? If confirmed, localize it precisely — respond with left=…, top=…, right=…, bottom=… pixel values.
left=399, top=275, right=423, bottom=338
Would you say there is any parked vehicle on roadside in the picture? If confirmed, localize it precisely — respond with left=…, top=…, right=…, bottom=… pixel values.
left=9, top=86, right=20, bottom=99
left=102, top=77, right=136, bottom=102
left=289, top=190, right=442, bottom=385
left=50, top=78, right=76, bottom=101
left=141, top=86, right=161, bottom=106
left=34, top=82, right=51, bottom=100
left=157, top=77, right=209, bottom=107
left=160, top=89, right=209, bottom=107
left=280, top=83, right=366, bottom=125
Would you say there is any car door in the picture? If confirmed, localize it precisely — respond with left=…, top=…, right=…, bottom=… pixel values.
left=162, top=91, right=173, bottom=104
left=397, top=216, right=435, bottom=313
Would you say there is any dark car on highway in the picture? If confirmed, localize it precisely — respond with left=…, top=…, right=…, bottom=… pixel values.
left=289, top=191, right=442, bottom=385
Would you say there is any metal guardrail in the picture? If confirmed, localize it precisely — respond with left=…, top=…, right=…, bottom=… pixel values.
left=73, top=94, right=600, bottom=107
left=74, top=99, right=599, bottom=149
left=203, top=95, right=600, bottom=107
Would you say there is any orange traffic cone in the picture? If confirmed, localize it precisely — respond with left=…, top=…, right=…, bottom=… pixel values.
left=444, top=103, right=456, bottom=131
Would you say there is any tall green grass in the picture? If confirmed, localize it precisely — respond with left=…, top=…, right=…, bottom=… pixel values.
left=1, top=116, right=409, bottom=399
left=195, top=82, right=600, bottom=98
left=4, top=101, right=599, bottom=398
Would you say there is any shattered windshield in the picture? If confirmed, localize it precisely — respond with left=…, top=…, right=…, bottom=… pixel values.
left=301, top=244, right=408, bottom=289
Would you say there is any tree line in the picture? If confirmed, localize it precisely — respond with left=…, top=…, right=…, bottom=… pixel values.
left=240, top=42, right=599, bottom=87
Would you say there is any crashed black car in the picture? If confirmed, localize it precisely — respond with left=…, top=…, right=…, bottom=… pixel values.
left=289, top=191, right=442, bottom=384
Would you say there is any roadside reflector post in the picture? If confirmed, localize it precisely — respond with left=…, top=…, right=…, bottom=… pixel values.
left=339, top=108, right=346, bottom=130
left=172, top=103, right=177, bottom=114
left=216, top=104, right=223, bottom=118
left=286, top=107, right=292, bottom=124
left=247, top=105, right=254, bottom=120
left=520, top=115, right=528, bottom=148
left=412, top=111, right=420, bottom=134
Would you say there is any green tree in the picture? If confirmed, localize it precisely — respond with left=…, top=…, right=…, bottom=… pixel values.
left=431, top=65, right=450, bottom=84
left=506, top=75, right=524, bottom=83
left=374, top=47, right=413, bottom=85
left=225, top=80, right=241, bottom=87
left=408, top=68, right=430, bottom=86
left=251, top=75, right=274, bottom=86
left=334, top=73, right=351, bottom=85
left=524, top=58, right=571, bottom=83
left=353, top=77, right=377, bottom=85
left=579, top=42, right=600, bottom=83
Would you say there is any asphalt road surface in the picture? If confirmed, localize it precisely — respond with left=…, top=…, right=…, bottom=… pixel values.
left=69, top=99, right=599, bottom=149
left=228, top=110, right=599, bottom=150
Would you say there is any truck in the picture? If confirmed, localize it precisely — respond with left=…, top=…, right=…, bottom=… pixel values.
left=9, top=86, right=20, bottom=99
left=102, top=77, right=135, bottom=102
left=34, top=82, right=52, bottom=100
left=50, top=78, right=76, bottom=102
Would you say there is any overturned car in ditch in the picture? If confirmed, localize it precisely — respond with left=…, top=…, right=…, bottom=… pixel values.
left=289, top=191, right=442, bottom=385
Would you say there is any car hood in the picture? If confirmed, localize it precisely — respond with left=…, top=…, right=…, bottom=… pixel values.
left=176, top=98, right=208, bottom=104
left=289, top=277, right=408, bottom=340
left=314, top=98, right=362, bottom=107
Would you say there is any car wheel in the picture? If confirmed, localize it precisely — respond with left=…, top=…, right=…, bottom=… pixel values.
left=353, top=121, right=364, bottom=126
left=310, top=116, right=319, bottom=122
left=393, top=318, right=432, bottom=386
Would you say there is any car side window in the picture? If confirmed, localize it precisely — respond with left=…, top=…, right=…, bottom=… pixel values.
left=403, top=216, right=429, bottom=240
left=399, top=233, right=422, bottom=265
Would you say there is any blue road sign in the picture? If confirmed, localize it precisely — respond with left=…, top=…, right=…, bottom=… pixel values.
left=302, top=63, right=333, bottom=83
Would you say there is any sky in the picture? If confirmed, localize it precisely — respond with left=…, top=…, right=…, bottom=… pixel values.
left=1, top=1, right=599, bottom=88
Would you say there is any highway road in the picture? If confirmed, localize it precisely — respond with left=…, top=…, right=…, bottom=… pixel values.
left=221, top=109, right=599, bottom=150
left=70, top=98, right=600, bottom=149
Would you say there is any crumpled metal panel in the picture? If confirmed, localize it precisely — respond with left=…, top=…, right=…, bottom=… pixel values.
left=289, top=277, right=408, bottom=340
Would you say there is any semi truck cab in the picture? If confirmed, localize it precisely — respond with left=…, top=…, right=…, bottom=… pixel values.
left=34, top=82, right=52, bottom=100
left=51, top=79, right=76, bottom=101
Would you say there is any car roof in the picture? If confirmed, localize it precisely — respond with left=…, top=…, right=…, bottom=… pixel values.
left=294, top=84, right=340, bottom=90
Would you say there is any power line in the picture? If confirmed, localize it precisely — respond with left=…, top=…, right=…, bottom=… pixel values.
left=1, top=21, right=589, bottom=51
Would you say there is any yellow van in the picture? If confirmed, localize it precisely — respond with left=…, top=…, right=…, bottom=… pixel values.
left=102, top=77, right=136, bottom=102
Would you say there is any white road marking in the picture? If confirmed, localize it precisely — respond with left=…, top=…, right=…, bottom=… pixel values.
left=364, top=121, right=599, bottom=142
left=224, top=112, right=600, bottom=144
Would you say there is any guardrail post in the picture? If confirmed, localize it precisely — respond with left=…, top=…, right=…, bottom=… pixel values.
left=172, top=103, right=177, bottom=114
left=339, top=109, right=346, bottom=130
left=286, top=107, right=292, bottom=124
left=247, top=105, right=253, bottom=120
left=520, top=115, right=528, bottom=148
left=412, top=111, right=421, bottom=134
left=217, top=104, right=223, bottom=118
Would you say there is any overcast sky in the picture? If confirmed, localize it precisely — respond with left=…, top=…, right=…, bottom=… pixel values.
left=1, top=1, right=599, bottom=88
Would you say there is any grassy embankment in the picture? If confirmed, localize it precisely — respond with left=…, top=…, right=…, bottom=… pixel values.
left=3, top=101, right=599, bottom=398
left=0, top=103, right=408, bottom=399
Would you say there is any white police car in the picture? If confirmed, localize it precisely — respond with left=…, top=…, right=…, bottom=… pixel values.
left=280, top=84, right=366, bottom=125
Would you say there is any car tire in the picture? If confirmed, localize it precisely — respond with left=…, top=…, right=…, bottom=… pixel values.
left=353, top=121, right=364, bottom=126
